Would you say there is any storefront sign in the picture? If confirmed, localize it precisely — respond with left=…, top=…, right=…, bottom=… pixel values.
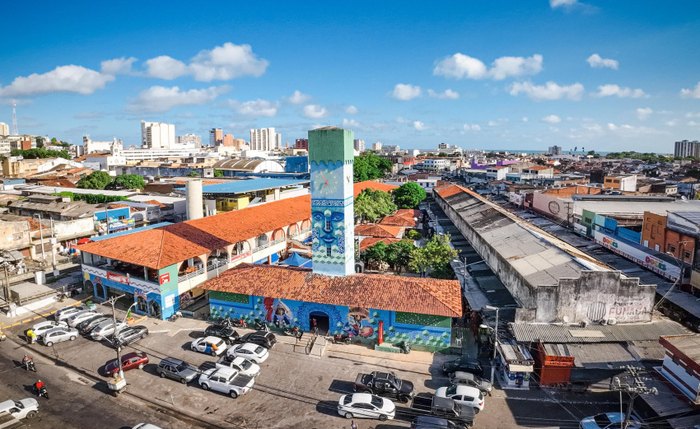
left=593, top=230, right=680, bottom=280
left=107, top=272, right=129, bottom=284
left=159, top=273, right=170, bottom=285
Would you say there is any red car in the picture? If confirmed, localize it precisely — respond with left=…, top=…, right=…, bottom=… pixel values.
left=103, top=351, right=149, bottom=376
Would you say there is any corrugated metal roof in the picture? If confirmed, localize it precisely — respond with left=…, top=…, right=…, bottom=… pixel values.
left=563, top=343, right=638, bottom=368
left=510, top=320, right=689, bottom=343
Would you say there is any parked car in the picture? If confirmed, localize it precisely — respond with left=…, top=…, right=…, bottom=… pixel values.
left=103, top=352, right=149, bottom=376
left=337, top=393, right=396, bottom=421
left=204, top=325, right=240, bottom=345
left=156, top=357, right=199, bottom=384
left=41, top=326, right=78, bottom=347
left=233, top=331, right=276, bottom=349
left=449, top=371, right=493, bottom=395
left=441, top=357, right=483, bottom=377
left=411, top=416, right=459, bottom=429
left=216, top=356, right=261, bottom=377
left=90, top=321, right=126, bottom=341
left=354, top=371, right=415, bottom=403
left=66, top=311, right=101, bottom=328
left=79, top=316, right=110, bottom=335
left=55, top=305, right=88, bottom=323
left=226, top=343, right=269, bottom=364
left=132, top=424, right=163, bottom=429
left=579, top=413, right=641, bottom=429
left=198, top=366, right=255, bottom=398
left=31, top=321, right=67, bottom=339
left=191, top=336, right=227, bottom=356
left=113, top=325, right=149, bottom=347
left=435, top=385, right=484, bottom=413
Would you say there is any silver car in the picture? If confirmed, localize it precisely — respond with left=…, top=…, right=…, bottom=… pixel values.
left=66, top=311, right=101, bottom=328
left=90, top=320, right=126, bottom=341
left=41, top=326, right=79, bottom=347
left=55, top=305, right=88, bottom=323
left=31, top=320, right=68, bottom=338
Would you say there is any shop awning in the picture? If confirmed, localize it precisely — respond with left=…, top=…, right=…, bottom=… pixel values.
left=508, top=364, right=534, bottom=373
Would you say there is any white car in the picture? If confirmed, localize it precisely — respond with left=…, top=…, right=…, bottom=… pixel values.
left=216, top=356, right=261, bottom=377
left=435, top=384, right=484, bottom=412
left=337, top=393, right=396, bottom=421
left=54, top=305, right=87, bottom=322
left=579, top=412, right=641, bottom=429
left=132, top=424, right=163, bottom=429
left=0, top=398, right=39, bottom=420
left=191, top=336, right=227, bottom=356
left=198, top=366, right=255, bottom=398
left=31, top=320, right=68, bottom=338
left=41, top=326, right=79, bottom=347
left=90, top=321, right=126, bottom=341
left=226, top=343, right=269, bottom=364
left=66, top=311, right=100, bottom=328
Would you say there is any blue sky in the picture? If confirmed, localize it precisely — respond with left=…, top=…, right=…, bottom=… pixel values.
left=1, top=0, right=699, bottom=152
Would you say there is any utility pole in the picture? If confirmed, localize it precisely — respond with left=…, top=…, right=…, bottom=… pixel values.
left=654, top=241, right=690, bottom=315
left=104, top=294, right=127, bottom=382
left=610, top=366, right=658, bottom=429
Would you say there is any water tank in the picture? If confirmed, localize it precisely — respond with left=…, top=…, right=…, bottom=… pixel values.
left=186, top=179, right=204, bottom=220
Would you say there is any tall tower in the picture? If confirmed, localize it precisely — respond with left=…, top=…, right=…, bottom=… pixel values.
left=309, top=127, right=355, bottom=276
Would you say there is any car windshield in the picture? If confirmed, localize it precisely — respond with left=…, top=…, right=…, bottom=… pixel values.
left=343, top=396, right=353, bottom=405
left=370, top=396, right=384, bottom=408
left=175, top=362, right=190, bottom=372
left=594, top=414, right=613, bottom=427
left=13, top=401, right=23, bottom=409
left=214, top=339, right=224, bottom=347
left=254, top=346, right=264, bottom=354
left=226, top=372, right=238, bottom=382
left=239, top=360, right=251, bottom=369
left=445, top=385, right=458, bottom=395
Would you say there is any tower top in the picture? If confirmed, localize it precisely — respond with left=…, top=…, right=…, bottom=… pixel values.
left=308, top=127, right=354, bottom=164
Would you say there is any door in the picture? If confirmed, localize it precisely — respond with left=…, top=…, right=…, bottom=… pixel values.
left=309, top=311, right=330, bottom=335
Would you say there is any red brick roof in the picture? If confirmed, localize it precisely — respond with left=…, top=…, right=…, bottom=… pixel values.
left=353, top=180, right=398, bottom=197
left=395, top=209, right=421, bottom=220
left=359, top=237, right=401, bottom=251
left=78, top=195, right=311, bottom=269
left=380, top=215, right=417, bottom=228
left=435, top=184, right=465, bottom=198
left=355, top=224, right=403, bottom=238
left=202, top=264, right=462, bottom=317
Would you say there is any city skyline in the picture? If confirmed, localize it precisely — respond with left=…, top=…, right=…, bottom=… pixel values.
left=1, top=0, right=699, bottom=152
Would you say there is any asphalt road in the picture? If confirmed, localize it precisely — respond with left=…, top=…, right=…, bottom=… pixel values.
left=0, top=338, right=195, bottom=429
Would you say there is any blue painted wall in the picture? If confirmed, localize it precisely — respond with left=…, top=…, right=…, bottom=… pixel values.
left=285, top=156, right=309, bottom=173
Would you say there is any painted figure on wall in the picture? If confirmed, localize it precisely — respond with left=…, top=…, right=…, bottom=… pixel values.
left=263, top=298, right=293, bottom=327
left=344, top=307, right=374, bottom=338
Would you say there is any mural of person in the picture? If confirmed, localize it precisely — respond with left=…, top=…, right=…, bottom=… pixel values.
left=344, top=307, right=374, bottom=338
left=263, top=298, right=293, bottom=327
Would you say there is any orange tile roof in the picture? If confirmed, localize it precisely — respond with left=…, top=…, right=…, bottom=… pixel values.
left=355, top=223, right=403, bottom=238
left=380, top=215, right=417, bottom=227
left=202, top=264, right=462, bottom=317
left=395, top=209, right=421, bottom=220
left=78, top=195, right=312, bottom=269
left=359, top=237, right=401, bottom=251
left=435, top=184, right=464, bottom=198
left=353, top=180, right=398, bottom=197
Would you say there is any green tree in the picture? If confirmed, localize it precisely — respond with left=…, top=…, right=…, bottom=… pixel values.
left=187, top=170, right=200, bottom=177
left=108, top=174, right=146, bottom=190
left=76, top=171, right=113, bottom=190
left=50, top=137, right=58, bottom=145
left=362, top=241, right=388, bottom=268
left=406, top=229, right=422, bottom=240
left=408, top=247, right=430, bottom=277
left=393, top=182, right=427, bottom=209
left=10, top=148, right=70, bottom=160
left=35, top=137, right=45, bottom=148
left=385, top=239, right=415, bottom=274
left=409, top=234, right=457, bottom=278
left=354, top=189, right=397, bottom=223
left=353, top=152, right=392, bottom=182
left=214, top=169, right=224, bottom=178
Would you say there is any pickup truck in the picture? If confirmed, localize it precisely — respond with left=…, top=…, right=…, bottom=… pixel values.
left=198, top=366, right=254, bottom=398
left=354, top=371, right=415, bottom=403
left=0, top=398, right=39, bottom=428
left=409, top=394, right=474, bottom=428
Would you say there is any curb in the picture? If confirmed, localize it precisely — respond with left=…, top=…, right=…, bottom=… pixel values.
left=1, top=298, right=90, bottom=330
left=4, top=334, right=234, bottom=429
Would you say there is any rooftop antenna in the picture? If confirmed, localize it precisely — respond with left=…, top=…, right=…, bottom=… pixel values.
left=11, top=100, right=18, bottom=135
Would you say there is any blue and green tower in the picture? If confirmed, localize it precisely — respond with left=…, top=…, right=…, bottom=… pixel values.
left=308, top=127, right=355, bottom=276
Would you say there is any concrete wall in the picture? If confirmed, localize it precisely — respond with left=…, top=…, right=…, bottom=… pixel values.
left=53, top=218, right=95, bottom=240
left=0, top=220, right=30, bottom=251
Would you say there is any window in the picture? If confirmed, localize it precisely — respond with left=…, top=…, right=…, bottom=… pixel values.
left=684, top=251, right=692, bottom=260
left=325, top=220, right=331, bottom=231
left=668, top=244, right=676, bottom=253
left=326, top=246, right=332, bottom=257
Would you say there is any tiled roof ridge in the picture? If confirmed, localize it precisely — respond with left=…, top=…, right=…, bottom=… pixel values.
left=155, top=228, right=167, bottom=269
left=400, top=274, right=463, bottom=316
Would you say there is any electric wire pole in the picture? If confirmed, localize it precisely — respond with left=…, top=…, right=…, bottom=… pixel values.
left=610, top=366, right=658, bottom=429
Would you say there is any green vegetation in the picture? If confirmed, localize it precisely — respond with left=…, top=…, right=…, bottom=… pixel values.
left=50, top=137, right=71, bottom=147
left=362, top=241, right=388, bottom=267
left=187, top=170, right=200, bottom=177
left=409, top=234, right=457, bottom=279
left=56, top=192, right=127, bottom=204
left=405, top=229, right=422, bottom=240
left=353, top=152, right=392, bottom=182
left=214, top=169, right=224, bottom=178
left=76, top=171, right=113, bottom=189
left=11, top=148, right=70, bottom=160
left=393, top=182, right=427, bottom=209
left=108, top=174, right=145, bottom=190
left=384, top=240, right=414, bottom=274
left=354, top=189, right=397, bottom=223
left=606, top=151, right=673, bottom=163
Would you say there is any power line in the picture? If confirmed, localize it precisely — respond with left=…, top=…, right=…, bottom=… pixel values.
left=610, top=365, right=659, bottom=429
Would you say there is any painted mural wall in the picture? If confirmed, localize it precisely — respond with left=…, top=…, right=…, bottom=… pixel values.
left=209, top=292, right=453, bottom=351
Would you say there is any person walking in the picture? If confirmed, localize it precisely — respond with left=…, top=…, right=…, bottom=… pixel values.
left=26, top=329, right=36, bottom=345
left=350, top=419, right=358, bottom=429
left=311, top=317, right=318, bottom=335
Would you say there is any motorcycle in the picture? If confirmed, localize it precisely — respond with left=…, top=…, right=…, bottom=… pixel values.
left=35, top=386, right=49, bottom=399
left=230, top=318, right=248, bottom=329
left=332, top=333, right=353, bottom=345
left=253, top=318, right=269, bottom=332
left=23, top=359, right=36, bottom=372
left=283, top=326, right=303, bottom=340
left=395, top=341, right=411, bottom=354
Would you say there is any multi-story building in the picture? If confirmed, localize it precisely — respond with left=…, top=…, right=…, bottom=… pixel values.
left=658, top=335, right=700, bottom=404
left=416, top=158, right=451, bottom=171
left=674, top=140, right=700, bottom=159
left=141, top=121, right=176, bottom=149
left=209, top=128, right=223, bottom=146
left=0, top=122, right=9, bottom=135
left=603, top=175, right=637, bottom=192
left=372, top=141, right=382, bottom=151
left=177, top=133, right=201, bottom=148
left=294, top=138, right=308, bottom=150
left=249, top=128, right=280, bottom=152
left=353, top=138, right=365, bottom=153
left=222, top=134, right=233, bottom=147
left=548, top=145, right=562, bottom=156
left=83, top=135, right=123, bottom=154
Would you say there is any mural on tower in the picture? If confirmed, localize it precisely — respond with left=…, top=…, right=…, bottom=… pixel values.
left=308, top=127, right=355, bottom=276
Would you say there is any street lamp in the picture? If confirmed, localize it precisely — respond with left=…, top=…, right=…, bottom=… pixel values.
left=484, top=305, right=500, bottom=385
left=103, top=295, right=135, bottom=393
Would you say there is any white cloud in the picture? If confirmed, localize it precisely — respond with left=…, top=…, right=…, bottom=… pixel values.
left=509, top=81, right=584, bottom=101
left=587, top=54, right=619, bottom=70
left=636, top=107, right=653, bottom=120
left=433, top=53, right=542, bottom=80
left=413, top=120, right=426, bottom=131
left=665, top=119, right=678, bottom=127
left=550, top=0, right=577, bottom=8
left=129, top=85, right=229, bottom=113
left=681, top=82, right=700, bottom=99
left=303, top=104, right=328, bottom=119
left=232, top=99, right=278, bottom=117
left=100, top=57, right=137, bottom=75
left=392, top=83, right=421, bottom=100
left=345, top=105, right=358, bottom=115
left=487, top=120, right=498, bottom=127
left=427, top=89, right=459, bottom=99
left=342, top=118, right=359, bottom=128
left=689, top=121, right=700, bottom=127
left=0, top=65, right=115, bottom=97
left=686, top=112, right=700, bottom=118
left=521, top=117, right=529, bottom=122
left=595, top=84, right=646, bottom=98
left=288, top=90, right=310, bottom=104
left=542, top=114, right=561, bottom=124
left=463, top=123, right=481, bottom=131
left=145, top=55, right=188, bottom=80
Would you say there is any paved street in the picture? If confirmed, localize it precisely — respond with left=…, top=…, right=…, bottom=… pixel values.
left=0, top=308, right=623, bottom=429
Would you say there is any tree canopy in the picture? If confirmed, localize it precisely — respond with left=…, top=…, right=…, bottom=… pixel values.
left=353, top=152, right=392, bottom=182
left=606, top=151, right=673, bottom=163
left=108, top=174, right=146, bottom=190
left=354, top=189, right=397, bottom=223
left=76, top=171, right=113, bottom=190
left=393, top=182, right=427, bottom=209
left=409, top=234, right=457, bottom=278
left=384, top=240, right=415, bottom=274
left=10, top=148, right=70, bottom=160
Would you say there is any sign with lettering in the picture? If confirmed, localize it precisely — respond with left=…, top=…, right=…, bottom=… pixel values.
left=107, top=272, right=129, bottom=284
left=159, top=273, right=170, bottom=285
left=593, top=230, right=680, bottom=281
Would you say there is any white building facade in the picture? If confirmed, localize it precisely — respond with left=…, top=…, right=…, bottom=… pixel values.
left=249, top=128, right=280, bottom=152
left=0, top=122, right=9, bottom=136
left=141, top=121, right=176, bottom=149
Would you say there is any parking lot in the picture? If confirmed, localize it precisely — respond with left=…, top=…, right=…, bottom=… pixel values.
left=4, top=307, right=618, bottom=429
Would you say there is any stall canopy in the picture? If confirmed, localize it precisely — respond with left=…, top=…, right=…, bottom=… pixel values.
left=280, top=252, right=312, bottom=268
